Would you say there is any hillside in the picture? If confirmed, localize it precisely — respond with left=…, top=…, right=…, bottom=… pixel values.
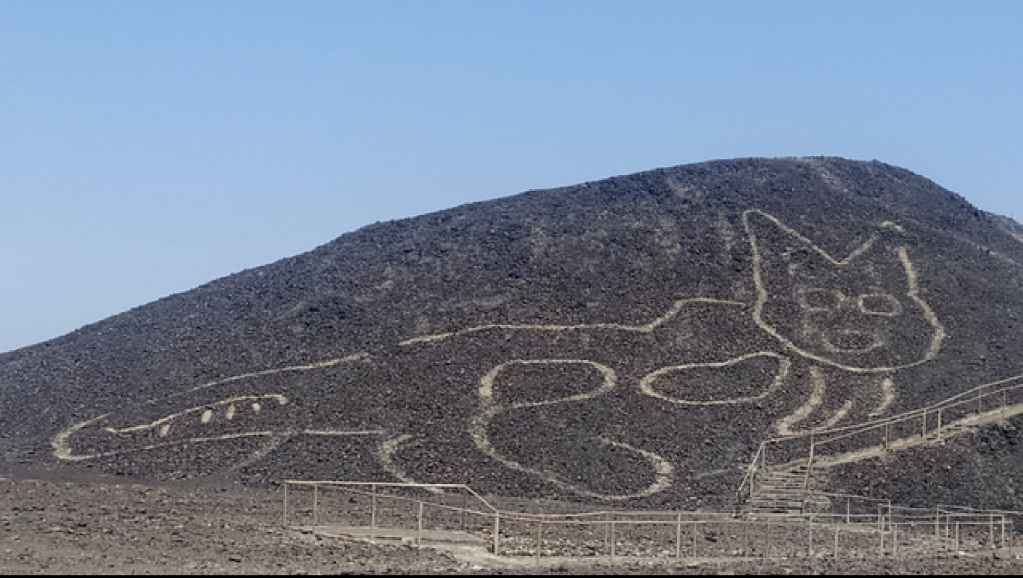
left=3, top=156, right=1023, bottom=511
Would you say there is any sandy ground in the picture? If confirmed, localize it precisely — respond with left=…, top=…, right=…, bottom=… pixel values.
left=4, top=473, right=1023, bottom=574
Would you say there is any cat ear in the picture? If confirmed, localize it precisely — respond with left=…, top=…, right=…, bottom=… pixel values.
left=744, top=209, right=912, bottom=291
left=743, top=210, right=837, bottom=279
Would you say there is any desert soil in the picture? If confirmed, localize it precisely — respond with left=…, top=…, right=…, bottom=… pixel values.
left=3, top=472, right=1023, bottom=575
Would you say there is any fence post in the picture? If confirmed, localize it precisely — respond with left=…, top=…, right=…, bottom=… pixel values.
left=693, top=522, right=698, bottom=558
left=922, top=409, right=927, bottom=438
left=417, top=502, right=424, bottom=546
left=610, top=521, right=616, bottom=562
left=283, top=482, right=288, bottom=529
left=935, top=507, right=939, bottom=542
left=990, top=514, right=995, bottom=548
left=1002, top=516, right=1007, bottom=549
left=493, top=513, right=500, bottom=555
left=370, top=484, right=377, bottom=529
left=834, top=520, right=839, bottom=559
left=676, top=513, right=683, bottom=559
left=804, top=433, right=815, bottom=491
left=847, top=499, right=851, bottom=525
left=461, top=493, right=467, bottom=531
left=878, top=505, right=884, bottom=554
left=604, top=512, right=610, bottom=551
left=807, top=515, right=813, bottom=556
left=937, top=409, right=943, bottom=441
left=955, top=522, right=959, bottom=552
left=893, top=521, right=898, bottom=555
left=313, top=485, right=319, bottom=530
left=536, top=520, right=543, bottom=561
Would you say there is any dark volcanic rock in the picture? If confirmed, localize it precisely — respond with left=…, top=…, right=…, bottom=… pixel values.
left=2, top=156, right=1023, bottom=511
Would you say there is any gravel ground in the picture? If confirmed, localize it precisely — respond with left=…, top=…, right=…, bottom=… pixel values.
left=4, top=473, right=1023, bottom=575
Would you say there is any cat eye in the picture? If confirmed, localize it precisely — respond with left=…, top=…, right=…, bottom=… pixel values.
left=858, top=293, right=903, bottom=316
left=799, top=288, right=845, bottom=312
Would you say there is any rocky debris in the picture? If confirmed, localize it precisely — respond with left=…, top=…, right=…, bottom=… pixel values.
left=2, top=156, right=1023, bottom=514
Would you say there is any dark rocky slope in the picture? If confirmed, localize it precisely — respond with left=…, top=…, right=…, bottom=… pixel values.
left=2, top=157, right=1023, bottom=511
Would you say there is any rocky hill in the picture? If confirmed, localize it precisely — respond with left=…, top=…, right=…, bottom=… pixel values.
left=3, top=157, right=1023, bottom=511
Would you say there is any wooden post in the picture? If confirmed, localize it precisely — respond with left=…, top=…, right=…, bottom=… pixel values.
left=935, top=507, right=940, bottom=541
left=884, top=423, right=891, bottom=451
left=313, top=485, right=319, bottom=530
left=610, top=521, right=616, bottom=562
left=1002, top=516, right=1007, bottom=549
left=676, top=513, right=683, bottom=559
left=990, top=514, right=995, bottom=548
left=807, top=515, right=813, bottom=555
left=370, top=484, right=377, bottom=529
left=955, top=522, right=959, bottom=552
left=834, top=521, right=839, bottom=559
left=536, top=520, right=543, bottom=560
left=461, top=493, right=467, bottom=531
left=805, top=434, right=815, bottom=491
left=878, top=505, right=884, bottom=554
left=937, top=409, right=943, bottom=441
left=493, top=513, right=500, bottom=555
left=417, top=502, right=424, bottom=546
left=893, top=521, right=898, bottom=555
left=922, top=409, right=927, bottom=438
left=604, top=512, right=610, bottom=551
left=847, top=499, right=851, bottom=525
left=282, top=482, right=288, bottom=529
left=693, top=522, right=698, bottom=558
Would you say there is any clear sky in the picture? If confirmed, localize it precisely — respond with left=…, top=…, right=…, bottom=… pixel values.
left=2, top=0, right=1021, bottom=354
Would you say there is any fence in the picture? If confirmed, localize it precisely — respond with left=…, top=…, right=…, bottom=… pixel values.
left=738, top=374, right=1023, bottom=507
left=283, top=480, right=1016, bottom=560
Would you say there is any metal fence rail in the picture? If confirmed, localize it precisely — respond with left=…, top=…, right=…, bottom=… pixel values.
left=283, top=480, right=1017, bottom=560
left=738, top=374, right=1023, bottom=508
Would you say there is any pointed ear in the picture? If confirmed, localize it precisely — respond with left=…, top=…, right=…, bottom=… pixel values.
left=744, top=210, right=835, bottom=280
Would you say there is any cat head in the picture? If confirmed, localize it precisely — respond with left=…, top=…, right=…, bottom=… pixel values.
left=743, top=209, right=945, bottom=373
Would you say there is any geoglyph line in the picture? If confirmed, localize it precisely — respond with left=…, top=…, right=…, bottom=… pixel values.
left=478, top=359, right=617, bottom=407
left=105, top=395, right=288, bottom=434
left=867, top=376, right=896, bottom=417
left=183, top=352, right=370, bottom=396
left=50, top=208, right=963, bottom=502
left=745, top=209, right=947, bottom=374
left=472, top=358, right=674, bottom=500
left=399, top=298, right=746, bottom=346
left=639, top=352, right=790, bottom=406
left=775, top=366, right=827, bottom=436
left=804, top=402, right=1023, bottom=472
left=376, top=434, right=444, bottom=494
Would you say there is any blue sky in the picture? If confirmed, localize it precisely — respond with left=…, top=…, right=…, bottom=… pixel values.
left=1, top=0, right=1021, bottom=353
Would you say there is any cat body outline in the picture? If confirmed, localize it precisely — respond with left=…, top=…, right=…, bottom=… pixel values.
left=51, top=209, right=947, bottom=500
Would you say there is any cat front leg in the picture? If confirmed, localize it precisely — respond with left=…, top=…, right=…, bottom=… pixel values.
left=773, top=364, right=897, bottom=436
